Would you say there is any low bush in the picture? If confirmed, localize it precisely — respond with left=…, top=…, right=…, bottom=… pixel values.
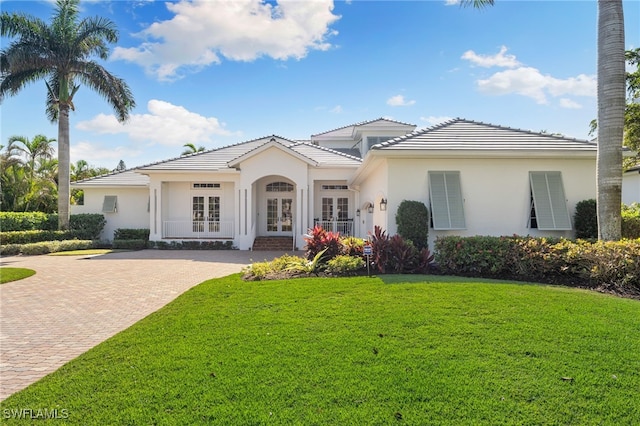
left=0, top=244, right=21, bottom=256
left=0, top=230, right=71, bottom=245
left=17, top=240, right=94, bottom=255
left=113, top=228, right=150, bottom=241
left=69, top=214, right=106, bottom=240
left=147, top=240, right=235, bottom=250
left=574, top=199, right=598, bottom=239
left=112, top=239, right=148, bottom=250
left=434, top=235, right=640, bottom=295
left=326, top=254, right=365, bottom=275
left=622, top=203, right=640, bottom=239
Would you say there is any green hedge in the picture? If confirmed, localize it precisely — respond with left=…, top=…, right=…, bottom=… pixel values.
left=0, top=212, right=105, bottom=239
left=112, top=239, right=148, bottom=250
left=434, top=235, right=640, bottom=291
left=0, top=212, right=58, bottom=231
left=0, top=240, right=95, bottom=256
left=0, top=230, right=72, bottom=245
left=148, top=240, right=235, bottom=250
left=114, top=228, right=150, bottom=241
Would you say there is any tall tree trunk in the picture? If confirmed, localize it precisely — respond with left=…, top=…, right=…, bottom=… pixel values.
left=57, top=104, right=70, bottom=230
left=597, top=0, right=625, bottom=241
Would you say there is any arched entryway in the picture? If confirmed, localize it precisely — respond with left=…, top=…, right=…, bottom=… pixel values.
left=258, top=178, right=296, bottom=237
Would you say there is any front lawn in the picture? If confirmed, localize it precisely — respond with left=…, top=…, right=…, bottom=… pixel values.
left=1, top=275, right=639, bottom=424
left=0, top=267, right=35, bottom=284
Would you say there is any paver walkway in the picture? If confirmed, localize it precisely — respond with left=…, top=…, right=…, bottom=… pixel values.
left=0, top=249, right=291, bottom=401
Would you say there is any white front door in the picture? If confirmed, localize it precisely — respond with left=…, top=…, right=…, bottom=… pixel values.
left=266, top=196, right=293, bottom=235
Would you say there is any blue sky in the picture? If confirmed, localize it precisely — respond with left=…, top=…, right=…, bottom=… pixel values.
left=1, top=0, right=639, bottom=169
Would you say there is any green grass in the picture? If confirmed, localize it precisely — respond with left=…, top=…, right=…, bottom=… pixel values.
left=1, top=275, right=639, bottom=424
left=48, top=249, right=125, bottom=256
left=0, top=267, right=35, bottom=284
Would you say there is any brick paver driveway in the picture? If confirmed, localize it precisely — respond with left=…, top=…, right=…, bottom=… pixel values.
left=0, top=249, right=289, bottom=401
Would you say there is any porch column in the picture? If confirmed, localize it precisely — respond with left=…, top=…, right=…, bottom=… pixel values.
left=149, top=180, right=162, bottom=241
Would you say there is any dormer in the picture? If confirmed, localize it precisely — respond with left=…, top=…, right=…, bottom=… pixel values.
left=311, top=118, right=416, bottom=158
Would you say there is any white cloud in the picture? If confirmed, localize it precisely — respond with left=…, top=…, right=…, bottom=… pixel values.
left=420, top=116, right=453, bottom=125
left=559, top=98, right=583, bottom=109
left=387, top=95, right=416, bottom=107
left=71, top=142, right=142, bottom=166
left=462, top=46, right=521, bottom=68
left=462, top=47, right=596, bottom=105
left=330, top=105, right=343, bottom=113
left=444, top=0, right=460, bottom=5
left=112, top=0, right=340, bottom=81
left=76, top=99, right=235, bottom=147
left=476, top=67, right=596, bottom=104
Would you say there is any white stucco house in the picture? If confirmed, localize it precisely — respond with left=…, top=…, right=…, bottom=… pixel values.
left=72, top=118, right=603, bottom=250
left=623, top=165, right=640, bottom=205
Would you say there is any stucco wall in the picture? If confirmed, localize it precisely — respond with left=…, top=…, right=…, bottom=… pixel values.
left=71, top=187, right=149, bottom=241
left=623, top=170, right=640, bottom=205
left=384, top=157, right=596, bottom=245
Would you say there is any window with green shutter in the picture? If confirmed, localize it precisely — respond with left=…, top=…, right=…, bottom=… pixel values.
left=428, top=171, right=466, bottom=230
left=529, top=171, right=572, bottom=230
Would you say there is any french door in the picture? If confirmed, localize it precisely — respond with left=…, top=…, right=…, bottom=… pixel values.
left=266, top=197, right=293, bottom=235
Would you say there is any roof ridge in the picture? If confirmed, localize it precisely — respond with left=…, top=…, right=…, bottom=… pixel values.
left=372, top=117, right=594, bottom=150
left=291, top=141, right=363, bottom=162
left=71, top=166, right=141, bottom=184
left=311, top=117, right=416, bottom=137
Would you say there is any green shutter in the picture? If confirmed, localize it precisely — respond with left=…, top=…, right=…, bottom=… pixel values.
left=429, top=171, right=466, bottom=230
left=529, top=172, right=572, bottom=230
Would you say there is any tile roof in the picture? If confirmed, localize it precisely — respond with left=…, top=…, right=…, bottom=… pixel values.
left=372, top=118, right=597, bottom=152
left=134, top=135, right=362, bottom=172
left=289, top=142, right=362, bottom=166
left=71, top=170, right=149, bottom=187
left=311, top=117, right=416, bottom=138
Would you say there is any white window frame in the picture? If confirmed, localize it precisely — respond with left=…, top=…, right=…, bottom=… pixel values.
left=428, top=171, right=466, bottom=230
left=529, top=171, right=572, bottom=230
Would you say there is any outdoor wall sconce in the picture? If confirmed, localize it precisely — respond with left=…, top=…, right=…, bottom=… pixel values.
left=356, top=209, right=361, bottom=217
left=367, top=204, right=374, bottom=214
left=380, top=198, right=387, bottom=211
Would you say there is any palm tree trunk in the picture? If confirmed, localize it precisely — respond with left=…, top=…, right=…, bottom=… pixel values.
left=57, top=104, right=71, bottom=230
left=597, top=0, right=625, bottom=241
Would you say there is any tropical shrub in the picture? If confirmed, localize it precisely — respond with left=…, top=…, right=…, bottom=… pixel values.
left=395, top=200, right=429, bottom=249
left=622, top=203, right=640, bottom=239
left=574, top=199, right=598, bottom=239
left=69, top=214, right=106, bottom=240
left=326, top=254, right=365, bottom=275
left=304, top=225, right=343, bottom=261
left=434, top=235, right=640, bottom=293
left=369, top=225, right=390, bottom=273
left=341, top=236, right=365, bottom=257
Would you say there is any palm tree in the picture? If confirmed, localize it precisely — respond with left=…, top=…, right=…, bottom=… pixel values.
left=596, top=0, right=625, bottom=240
left=461, top=0, right=625, bottom=241
left=181, top=143, right=206, bottom=156
left=6, top=134, right=55, bottom=186
left=1, top=0, right=135, bottom=229
left=71, top=159, right=90, bottom=182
